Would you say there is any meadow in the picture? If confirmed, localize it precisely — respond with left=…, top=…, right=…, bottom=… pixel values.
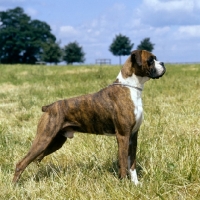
left=0, top=63, right=199, bottom=199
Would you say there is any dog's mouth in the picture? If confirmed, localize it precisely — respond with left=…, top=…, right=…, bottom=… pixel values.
left=152, top=68, right=166, bottom=79
left=150, top=63, right=166, bottom=79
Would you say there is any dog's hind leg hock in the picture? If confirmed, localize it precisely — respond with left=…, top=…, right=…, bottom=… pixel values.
left=13, top=133, right=56, bottom=183
left=128, top=131, right=139, bottom=185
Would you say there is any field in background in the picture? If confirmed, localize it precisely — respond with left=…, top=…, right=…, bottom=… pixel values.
left=0, top=64, right=200, bottom=199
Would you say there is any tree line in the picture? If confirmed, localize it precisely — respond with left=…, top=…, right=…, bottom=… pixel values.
left=0, top=7, right=154, bottom=65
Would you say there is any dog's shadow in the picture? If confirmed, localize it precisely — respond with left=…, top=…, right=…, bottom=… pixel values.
left=29, top=159, right=144, bottom=183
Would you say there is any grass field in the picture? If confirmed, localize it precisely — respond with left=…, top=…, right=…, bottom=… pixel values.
left=0, top=63, right=200, bottom=199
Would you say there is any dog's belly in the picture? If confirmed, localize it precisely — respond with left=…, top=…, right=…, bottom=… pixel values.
left=75, top=119, right=116, bottom=136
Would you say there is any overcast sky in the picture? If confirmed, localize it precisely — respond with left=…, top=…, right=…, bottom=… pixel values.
left=1, top=0, right=200, bottom=64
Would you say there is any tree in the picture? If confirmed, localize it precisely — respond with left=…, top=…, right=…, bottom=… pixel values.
left=42, top=40, right=62, bottom=65
left=109, top=34, right=134, bottom=65
left=137, top=37, right=155, bottom=52
left=0, top=7, right=57, bottom=64
left=63, top=41, right=85, bottom=65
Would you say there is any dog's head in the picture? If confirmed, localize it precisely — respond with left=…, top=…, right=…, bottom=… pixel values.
left=121, top=50, right=166, bottom=79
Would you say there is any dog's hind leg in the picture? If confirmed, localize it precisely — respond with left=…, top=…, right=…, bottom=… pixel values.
left=128, top=130, right=139, bottom=185
left=13, top=112, right=63, bottom=183
left=35, top=133, right=67, bottom=162
left=13, top=135, right=54, bottom=183
left=35, top=126, right=75, bottom=162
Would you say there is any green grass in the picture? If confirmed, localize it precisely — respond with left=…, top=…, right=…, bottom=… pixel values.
left=0, top=63, right=200, bottom=199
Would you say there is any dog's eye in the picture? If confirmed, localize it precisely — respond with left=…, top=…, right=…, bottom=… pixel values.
left=147, top=56, right=154, bottom=65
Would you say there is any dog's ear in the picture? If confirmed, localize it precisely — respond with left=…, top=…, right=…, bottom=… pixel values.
left=131, top=50, right=142, bottom=66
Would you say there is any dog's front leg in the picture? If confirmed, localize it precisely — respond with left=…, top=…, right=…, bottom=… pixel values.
left=116, top=132, right=129, bottom=179
left=128, top=131, right=139, bottom=185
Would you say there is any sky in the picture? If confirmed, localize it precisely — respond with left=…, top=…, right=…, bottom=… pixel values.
left=0, top=0, right=200, bottom=64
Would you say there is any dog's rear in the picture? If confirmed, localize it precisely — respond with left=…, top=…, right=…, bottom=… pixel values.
left=13, top=103, right=65, bottom=183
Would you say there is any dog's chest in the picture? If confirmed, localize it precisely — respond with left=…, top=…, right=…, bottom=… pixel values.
left=129, top=88, right=143, bottom=133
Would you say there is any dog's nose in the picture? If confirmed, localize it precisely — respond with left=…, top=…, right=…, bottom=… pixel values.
left=160, top=62, right=164, bottom=66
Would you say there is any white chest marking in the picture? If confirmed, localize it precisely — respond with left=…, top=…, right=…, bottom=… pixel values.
left=117, top=71, right=149, bottom=133
left=130, top=88, right=143, bottom=133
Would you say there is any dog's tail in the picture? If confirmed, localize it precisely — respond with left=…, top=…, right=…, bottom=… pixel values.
left=42, top=103, right=53, bottom=112
left=42, top=105, right=49, bottom=112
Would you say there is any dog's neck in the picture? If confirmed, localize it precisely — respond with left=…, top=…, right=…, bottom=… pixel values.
left=116, top=71, right=150, bottom=91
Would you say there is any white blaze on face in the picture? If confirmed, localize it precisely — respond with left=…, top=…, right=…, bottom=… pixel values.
left=154, top=60, right=165, bottom=76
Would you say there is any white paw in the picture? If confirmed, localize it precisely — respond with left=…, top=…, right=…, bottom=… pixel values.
left=130, top=169, right=139, bottom=186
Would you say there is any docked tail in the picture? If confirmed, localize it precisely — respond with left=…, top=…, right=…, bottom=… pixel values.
left=42, top=103, right=54, bottom=112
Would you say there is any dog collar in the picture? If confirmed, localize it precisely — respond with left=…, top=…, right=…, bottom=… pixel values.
left=109, top=83, right=143, bottom=91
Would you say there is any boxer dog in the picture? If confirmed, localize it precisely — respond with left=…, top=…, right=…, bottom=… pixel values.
left=13, top=50, right=165, bottom=184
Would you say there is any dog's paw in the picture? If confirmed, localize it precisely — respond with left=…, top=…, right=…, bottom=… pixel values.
left=130, top=169, right=139, bottom=186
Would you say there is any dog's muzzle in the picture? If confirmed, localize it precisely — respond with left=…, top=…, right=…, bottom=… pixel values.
left=150, top=62, right=166, bottom=79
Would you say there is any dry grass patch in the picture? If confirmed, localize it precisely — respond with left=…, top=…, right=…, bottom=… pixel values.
left=62, top=67, right=98, bottom=75
left=0, top=64, right=200, bottom=199
left=0, top=83, right=17, bottom=93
